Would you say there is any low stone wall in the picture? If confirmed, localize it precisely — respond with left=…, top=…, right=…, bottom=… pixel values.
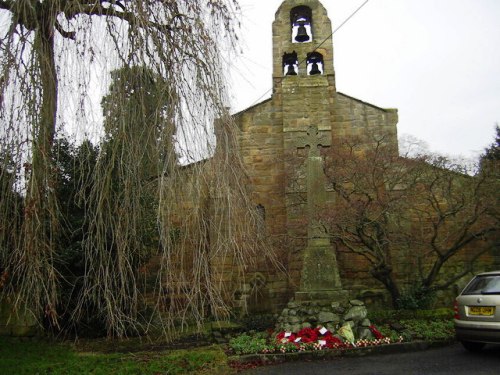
left=276, top=299, right=376, bottom=341
left=0, top=300, right=38, bottom=337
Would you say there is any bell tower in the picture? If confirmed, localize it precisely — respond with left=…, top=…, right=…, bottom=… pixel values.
left=273, top=0, right=335, bottom=90
left=272, top=0, right=336, bottom=136
left=272, top=0, right=348, bottom=303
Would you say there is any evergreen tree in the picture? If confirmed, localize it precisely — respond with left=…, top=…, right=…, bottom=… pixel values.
left=480, top=124, right=500, bottom=175
left=101, top=65, right=176, bottom=178
left=0, top=152, right=22, bottom=276
left=51, top=137, right=100, bottom=333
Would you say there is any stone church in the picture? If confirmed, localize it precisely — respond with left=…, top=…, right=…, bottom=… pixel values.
left=232, top=0, right=399, bottom=313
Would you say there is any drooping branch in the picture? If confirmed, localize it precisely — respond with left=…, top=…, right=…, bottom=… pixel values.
left=54, top=19, right=76, bottom=40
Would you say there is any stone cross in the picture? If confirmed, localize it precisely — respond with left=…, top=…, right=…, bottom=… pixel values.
left=297, top=125, right=331, bottom=158
left=295, top=125, right=344, bottom=299
left=296, top=125, right=331, bottom=242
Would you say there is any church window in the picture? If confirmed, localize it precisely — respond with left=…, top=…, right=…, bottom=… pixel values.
left=291, top=6, right=313, bottom=43
left=256, top=204, right=266, bottom=231
left=306, top=52, right=324, bottom=75
left=282, top=51, right=298, bottom=76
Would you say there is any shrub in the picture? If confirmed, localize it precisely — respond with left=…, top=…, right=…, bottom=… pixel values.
left=400, top=319, right=454, bottom=341
left=397, top=284, right=436, bottom=310
left=229, top=334, right=269, bottom=355
left=370, top=308, right=453, bottom=322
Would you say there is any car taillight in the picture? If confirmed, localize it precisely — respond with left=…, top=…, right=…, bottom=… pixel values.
left=454, top=299, right=460, bottom=320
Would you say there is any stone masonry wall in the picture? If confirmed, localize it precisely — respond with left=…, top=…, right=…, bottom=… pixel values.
left=235, top=99, right=291, bottom=312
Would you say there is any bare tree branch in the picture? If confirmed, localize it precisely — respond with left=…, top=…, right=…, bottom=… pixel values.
left=322, top=136, right=498, bottom=307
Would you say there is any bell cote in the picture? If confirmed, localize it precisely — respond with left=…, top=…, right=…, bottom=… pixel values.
left=273, top=0, right=335, bottom=86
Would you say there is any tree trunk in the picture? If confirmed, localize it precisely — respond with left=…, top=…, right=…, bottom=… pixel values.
left=370, top=265, right=401, bottom=308
left=18, top=16, right=59, bottom=324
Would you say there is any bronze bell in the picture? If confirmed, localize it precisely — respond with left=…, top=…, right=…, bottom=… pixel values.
left=309, top=62, right=321, bottom=75
left=286, top=64, right=297, bottom=76
left=295, top=22, right=310, bottom=43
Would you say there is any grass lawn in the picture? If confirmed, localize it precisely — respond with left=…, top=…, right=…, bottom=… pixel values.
left=0, top=310, right=455, bottom=373
left=0, top=337, right=232, bottom=375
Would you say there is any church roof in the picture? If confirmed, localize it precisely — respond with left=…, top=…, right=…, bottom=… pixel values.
left=231, top=92, right=397, bottom=118
left=232, top=98, right=272, bottom=118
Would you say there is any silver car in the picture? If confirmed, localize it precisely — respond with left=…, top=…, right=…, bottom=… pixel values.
left=454, top=270, right=500, bottom=351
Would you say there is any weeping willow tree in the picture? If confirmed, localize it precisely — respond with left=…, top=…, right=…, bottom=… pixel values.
left=0, top=0, right=272, bottom=337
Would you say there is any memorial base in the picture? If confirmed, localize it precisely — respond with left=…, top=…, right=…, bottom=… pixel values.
left=294, top=289, right=349, bottom=304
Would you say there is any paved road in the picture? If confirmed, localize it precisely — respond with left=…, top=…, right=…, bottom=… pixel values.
left=243, top=343, right=500, bottom=374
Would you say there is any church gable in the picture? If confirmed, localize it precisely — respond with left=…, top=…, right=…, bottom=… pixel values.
left=233, top=0, right=400, bottom=311
left=332, top=92, right=398, bottom=150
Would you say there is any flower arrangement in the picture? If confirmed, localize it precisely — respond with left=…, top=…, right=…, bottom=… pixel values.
left=296, top=327, right=318, bottom=343
left=369, top=324, right=384, bottom=339
left=229, top=323, right=407, bottom=356
left=268, top=324, right=399, bottom=354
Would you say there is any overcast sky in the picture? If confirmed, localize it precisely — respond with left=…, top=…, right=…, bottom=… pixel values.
left=229, top=0, right=500, bottom=160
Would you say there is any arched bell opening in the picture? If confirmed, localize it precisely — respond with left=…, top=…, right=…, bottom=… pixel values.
left=282, top=51, right=298, bottom=76
left=306, top=52, right=324, bottom=75
left=290, top=6, right=313, bottom=43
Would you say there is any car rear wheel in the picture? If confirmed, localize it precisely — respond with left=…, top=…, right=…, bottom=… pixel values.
left=461, top=341, right=486, bottom=352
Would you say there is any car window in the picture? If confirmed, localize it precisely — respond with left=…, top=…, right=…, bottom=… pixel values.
left=462, top=275, right=500, bottom=295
